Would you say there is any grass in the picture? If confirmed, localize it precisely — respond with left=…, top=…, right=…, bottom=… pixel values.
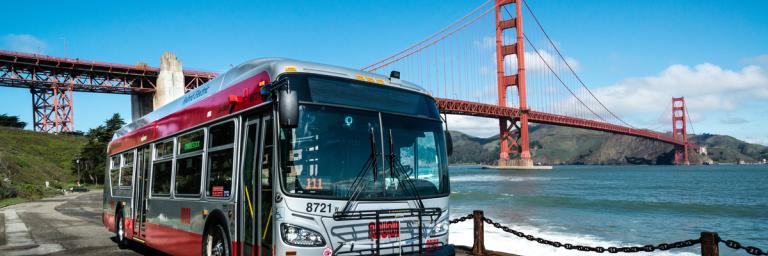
left=0, top=197, right=27, bottom=208
left=0, top=127, right=88, bottom=201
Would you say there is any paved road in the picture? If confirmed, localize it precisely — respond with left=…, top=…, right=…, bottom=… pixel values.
left=0, top=192, right=165, bottom=256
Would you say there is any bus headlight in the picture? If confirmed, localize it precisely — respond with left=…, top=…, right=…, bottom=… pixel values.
left=431, top=219, right=449, bottom=237
left=281, top=223, right=326, bottom=247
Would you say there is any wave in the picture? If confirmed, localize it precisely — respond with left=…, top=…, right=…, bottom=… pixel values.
left=448, top=219, right=698, bottom=256
left=512, top=195, right=768, bottom=219
left=450, top=191, right=515, bottom=200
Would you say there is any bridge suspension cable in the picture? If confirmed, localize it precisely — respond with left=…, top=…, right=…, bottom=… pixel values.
left=521, top=32, right=608, bottom=123
left=361, top=0, right=493, bottom=71
left=685, top=104, right=696, bottom=135
left=520, top=0, right=635, bottom=128
left=360, top=0, right=687, bottom=151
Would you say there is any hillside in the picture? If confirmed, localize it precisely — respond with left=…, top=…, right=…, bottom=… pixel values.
left=690, top=134, right=768, bottom=162
left=449, top=124, right=768, bottom=165
left=0, top=127, right=87, bottom=199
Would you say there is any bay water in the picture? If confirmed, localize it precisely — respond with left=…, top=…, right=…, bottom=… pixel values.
left=447, top=165, right=768, bottom=256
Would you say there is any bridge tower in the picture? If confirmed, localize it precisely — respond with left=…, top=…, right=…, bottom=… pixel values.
left=31, top=84, right=74, bottom=133
left=495, top=0, right=532, bottom=166
left=672, top=97, right=689, bottom=165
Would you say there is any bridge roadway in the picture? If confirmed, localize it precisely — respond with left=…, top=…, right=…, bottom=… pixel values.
left=0, top=50, right=215, bottom=94
left=436, top=98, right=686, bottom=146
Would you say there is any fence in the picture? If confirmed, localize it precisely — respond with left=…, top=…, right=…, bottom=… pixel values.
left=450, top=210, right=766, bottom=256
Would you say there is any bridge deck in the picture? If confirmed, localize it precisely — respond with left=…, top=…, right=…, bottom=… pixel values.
left=436, top=98, right=687, bottom=146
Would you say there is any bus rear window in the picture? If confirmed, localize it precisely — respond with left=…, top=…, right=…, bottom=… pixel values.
left=119, top=152, right=134, bottom=187
left=110, top=156, right=120, bottom=191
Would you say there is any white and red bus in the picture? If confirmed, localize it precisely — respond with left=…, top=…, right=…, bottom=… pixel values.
left=103, top=58, right=454, bottom=256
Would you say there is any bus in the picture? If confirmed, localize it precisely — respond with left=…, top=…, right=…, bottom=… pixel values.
left=102, top=58, right=454, bottom=256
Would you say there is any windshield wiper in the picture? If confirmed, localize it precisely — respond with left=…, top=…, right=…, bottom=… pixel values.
left=339, top=127, right=379, bottom=215
left=386, top=129, right=425, bottom=209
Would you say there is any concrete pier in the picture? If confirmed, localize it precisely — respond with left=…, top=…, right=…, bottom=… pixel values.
left=153, top=52, right=185, bottom=110
left=130, top=52, right=187, bottom=121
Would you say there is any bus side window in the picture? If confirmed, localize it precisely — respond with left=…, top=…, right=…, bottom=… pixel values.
left=175, top=129, right=205, bottom=196
left=151, top=140, right=174, bottom=196
left=120, top=152, right=135, bottom=187
left=207, top=121, right=235, bottom=198
left=110, top=156, right=120, bottom=194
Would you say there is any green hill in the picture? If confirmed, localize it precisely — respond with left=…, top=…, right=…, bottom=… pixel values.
left=690, top=134, right=768, bottom=162
left=0, top=127, right=87, bottom=199
left=449, top=124, right=767, bottom=165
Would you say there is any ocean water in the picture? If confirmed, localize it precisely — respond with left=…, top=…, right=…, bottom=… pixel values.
left=447, top=165, right=768, bottom=256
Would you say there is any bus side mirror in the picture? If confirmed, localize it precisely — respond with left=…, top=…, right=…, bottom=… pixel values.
left=445, top=131, right=453, bottom=157
left=278, top=85, right=298, bottom=128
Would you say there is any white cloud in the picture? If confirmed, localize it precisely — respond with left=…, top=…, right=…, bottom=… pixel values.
left=720, top=117, right=749, bottom=124
left=741, top=54, right=768, bottom=66
left=593, top=63, right=768, bottom=128
left=3, top=34, right=47, bottom=54
left=445, top=114, right=499, bottom=138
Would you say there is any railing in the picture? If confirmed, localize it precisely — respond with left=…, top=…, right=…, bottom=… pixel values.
left=451, top=210, right=767, bottom=256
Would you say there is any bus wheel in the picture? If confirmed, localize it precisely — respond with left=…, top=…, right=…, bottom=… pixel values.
left=115, top=210, right=128, bottom=249
left=203, top=223, right=230, bottom=256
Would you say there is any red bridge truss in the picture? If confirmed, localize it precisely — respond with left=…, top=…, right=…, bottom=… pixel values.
left=0, top=50, right=215, bottom=132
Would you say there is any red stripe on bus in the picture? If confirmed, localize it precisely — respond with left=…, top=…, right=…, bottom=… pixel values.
left=108, top=71, right=270, bottom=155
left=103, top=212, right=116, bottom=233
left=144, top=222, right=202, bottom=256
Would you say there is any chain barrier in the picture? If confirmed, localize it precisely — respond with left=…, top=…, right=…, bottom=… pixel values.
left=721, top=238, right=768, bottom=256
left=481, top=216, right=701, bottom=253
left=448, top=213, right=767, bottom=255
left=449, top=213, right=473, bottom=224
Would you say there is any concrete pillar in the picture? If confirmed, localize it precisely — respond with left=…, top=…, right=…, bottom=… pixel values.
left=131, top=94, right=153, bottom=120
left=153, top=52, right=185, bottom=110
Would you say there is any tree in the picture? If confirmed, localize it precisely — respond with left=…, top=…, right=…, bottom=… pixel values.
left=72, top=113, right=125, bottom=185
left=0, top=114, right=26, bottom=129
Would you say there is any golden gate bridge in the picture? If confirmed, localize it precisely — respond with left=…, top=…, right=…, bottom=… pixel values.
left=0, top=0, right=694, bottom=165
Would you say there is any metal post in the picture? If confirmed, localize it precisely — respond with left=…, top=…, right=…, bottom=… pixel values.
left=471, top=210, right=486, bottom=255
left=76, top=158, right=81, bottom=186
left=700, top=232, right=719, bottom=256
left=375, top=213, right=380, bottom=254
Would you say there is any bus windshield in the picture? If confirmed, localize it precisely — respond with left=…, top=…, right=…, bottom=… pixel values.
left=279, top=104, right=449, bottom=200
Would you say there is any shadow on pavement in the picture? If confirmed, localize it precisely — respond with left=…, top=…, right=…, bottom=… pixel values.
left=110, top=236, right=171, bottom=256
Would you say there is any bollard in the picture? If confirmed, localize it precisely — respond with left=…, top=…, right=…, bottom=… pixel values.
left=700, top=232, right=719, bottom=256
left=471, top=210, right=486, bottom=255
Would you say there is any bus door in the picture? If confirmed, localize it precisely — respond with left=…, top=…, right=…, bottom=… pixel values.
left=241, top=115, right=274, bottom=255
left=132, top=146, right=151, bottom=238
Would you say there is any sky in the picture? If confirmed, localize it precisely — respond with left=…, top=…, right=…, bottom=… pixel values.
left=1, top=0, right=766, bottom=145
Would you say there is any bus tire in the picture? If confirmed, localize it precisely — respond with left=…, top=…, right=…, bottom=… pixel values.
left=115, top=209, right=128, bottom=249
left=202, top=222, right=230, bottom=256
